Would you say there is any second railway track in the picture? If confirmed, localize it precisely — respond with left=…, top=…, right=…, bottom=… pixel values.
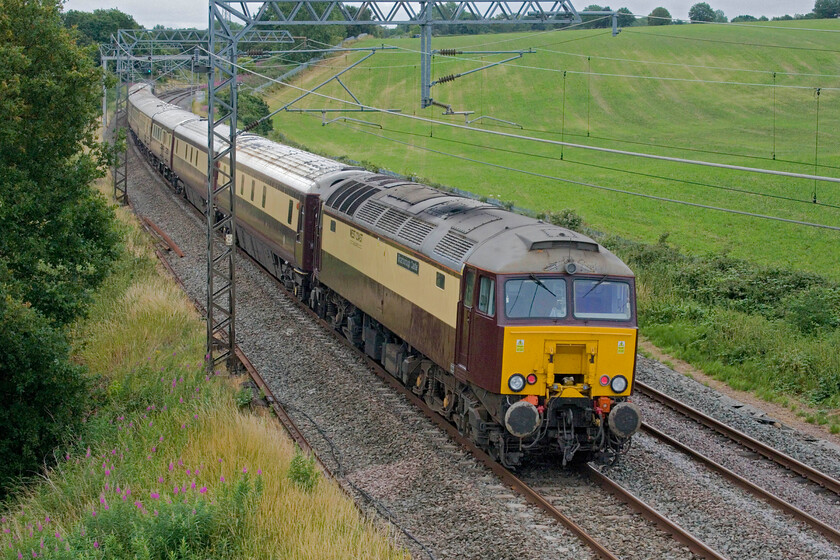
left=122, top=91, right=840, bottom=559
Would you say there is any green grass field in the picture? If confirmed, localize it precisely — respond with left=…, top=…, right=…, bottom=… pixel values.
left=265, top=19, right=840, bottom=278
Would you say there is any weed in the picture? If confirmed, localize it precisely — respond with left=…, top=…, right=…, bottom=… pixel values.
left=287, top=448, right=319, bottom=492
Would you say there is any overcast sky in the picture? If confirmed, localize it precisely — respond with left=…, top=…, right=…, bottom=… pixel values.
left=62, top=1, right=820, bottom=30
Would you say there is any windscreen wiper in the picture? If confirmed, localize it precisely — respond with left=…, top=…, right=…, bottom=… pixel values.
left=581, top=274, right=608, bottom=299
left=529, top=273, right=556, bottom=297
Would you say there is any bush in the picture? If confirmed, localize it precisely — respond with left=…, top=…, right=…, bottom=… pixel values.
left=537, top=208, right=584, bottom=231
left=287, top=449, right=319, bottom=492
left=0, top=291, right=89, bottom=497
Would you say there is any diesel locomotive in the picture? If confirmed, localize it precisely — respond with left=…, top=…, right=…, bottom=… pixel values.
left=127, top=84, right=642, bottom=467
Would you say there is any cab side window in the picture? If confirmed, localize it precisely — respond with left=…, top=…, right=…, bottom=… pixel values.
left=463, top=269, right=476, bottom=308
left=477, top=276, right=495, bottom=316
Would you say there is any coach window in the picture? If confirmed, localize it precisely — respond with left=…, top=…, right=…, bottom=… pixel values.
left=478, top=276, right=495, bottom=316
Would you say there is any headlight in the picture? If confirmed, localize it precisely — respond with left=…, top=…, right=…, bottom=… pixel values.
left=508, top=374, right=526, bottom=392
left=610, top=375, right=628, bottom=393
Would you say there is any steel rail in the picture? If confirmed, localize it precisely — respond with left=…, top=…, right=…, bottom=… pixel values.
left=125, top=132, right=613, bottom=558
left=635, top=381, right=840, bottom=496
left=126, top=111, right=723, bottom=560
left=584, top=465, right=728, bottom=560
left=142, top=217, right=185, bottom=257
left=642, top=422, right=840, bottom=546
left=235, top=244, right=621, bottom=560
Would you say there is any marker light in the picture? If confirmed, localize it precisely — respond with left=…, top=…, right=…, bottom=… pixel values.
left=508, top=374, right=526, bottom=392
left=610, top=375, right=628, bottom=393
left=526, top=373, right=538, bottom=385
left=599, top=375, right=611, bottom=386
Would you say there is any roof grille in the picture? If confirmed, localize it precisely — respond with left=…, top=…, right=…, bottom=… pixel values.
left=326, top=180, right=361, bottom=207
left=377, top=208, right=411, bottom=234
left=355, top=200, right=389, bottom=226
left=433, top=231, right=476, bottom=262
left=398, top=218, right=435, bottom=246
left=340, top=185, right=378, bottom=215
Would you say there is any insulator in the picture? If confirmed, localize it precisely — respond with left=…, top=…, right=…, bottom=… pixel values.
left=243, top=121, right=260, bottom=132
left=437, top=74, right=457, bottom=84
left=248, top=49, right=265, bottom=57
left=438, top=49, right=461, bottom=56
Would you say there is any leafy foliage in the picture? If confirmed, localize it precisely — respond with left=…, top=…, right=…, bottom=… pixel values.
left=537, top=209, right=584, bottom=231
left=616, top=7, right=636, bottom=27
left=0, top=0, right=119, bottom=327
left=0, top=291, right=88, bottom=497
left=287, top=449, right=319, bottom=492
left=688, top=3, right=716, bottom=22
left=813, top=0, right=840, bottom=19
left=0, top=0, right=118, bottom=496
left=648, top=7, right=672, bottom=25
left=62, top=8, right=141, bottom=61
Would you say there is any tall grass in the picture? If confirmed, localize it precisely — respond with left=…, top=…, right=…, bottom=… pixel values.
left=0, top=184, right=406, bottom=559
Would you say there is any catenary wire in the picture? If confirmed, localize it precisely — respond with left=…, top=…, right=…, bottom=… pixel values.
left=326, top=118, right=840, bottom=232
left=199, top=46, right=840, bottom=185
left=374, top=124, right=840, bottom=210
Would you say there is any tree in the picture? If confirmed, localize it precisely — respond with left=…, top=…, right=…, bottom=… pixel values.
left=239, top=92, right=274, bottom=136
left=63, top=8, right=140, bottom=46
left=689, top=2, right=716, bottom=22
left=1, top=0, right=119, bottom=327
left=0, top=291, right=89, bottom=497
left=731, top=15, right=758, bottom=22
left=714, top=9, right=728, bottom=22
left=616, top=7, right=635, bottom=27
left=581, top=5, right=613, bottom=29
left=813, top=0, right=840, bottom=18
left=648, top=7, right=672, bottom=25
left=0, top=0, right=118, bottom=495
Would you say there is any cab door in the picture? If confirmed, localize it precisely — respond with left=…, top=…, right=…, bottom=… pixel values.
left=455, top=267, right=476, bottom=373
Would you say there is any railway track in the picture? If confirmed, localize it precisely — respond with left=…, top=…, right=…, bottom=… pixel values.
left=123, top=93, right=840, bottom=559
left=636, top=381, right=840, bottom=496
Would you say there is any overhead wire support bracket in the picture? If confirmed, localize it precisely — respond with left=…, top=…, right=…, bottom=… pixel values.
left=429, top=52, right=529, bottom=87
left=266, top=49, right=387, bottom=120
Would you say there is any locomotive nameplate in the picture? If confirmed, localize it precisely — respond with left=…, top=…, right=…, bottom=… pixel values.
left=396, top=253, right=420, bottom=274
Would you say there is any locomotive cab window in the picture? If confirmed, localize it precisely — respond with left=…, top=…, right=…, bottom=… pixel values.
left=505, top=277, right=566, bottom=318
left=573, top=278, right=631, bottom=321
left=250, top=180, right=255, bottom=202
left=477, top=276, right=495, bottom=317
left=330, top=220, right=336, bottom=232
left=436, top=272, right=445, bottom=290
left=261, top=185, right=267, bottom=208
left=287, top=200, right=294, bottom=224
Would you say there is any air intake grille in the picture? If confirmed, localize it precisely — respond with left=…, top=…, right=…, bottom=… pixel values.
left=433, top=231, right=475, bottom=262
left=355, top=200, right=388, bottom=226
left=398, top=218, right=435, bottom=246
left=377, top=208, right=411, bottom=234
